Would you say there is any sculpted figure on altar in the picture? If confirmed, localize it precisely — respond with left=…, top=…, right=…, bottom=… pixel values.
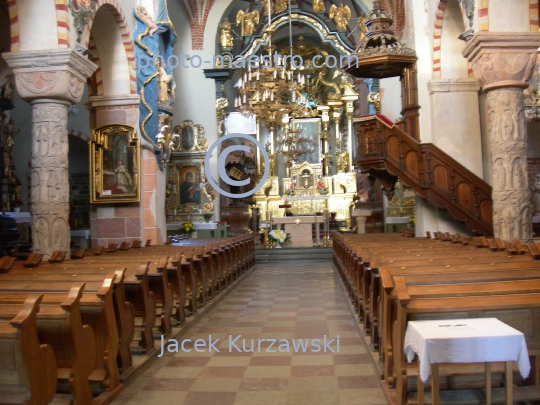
left=236, top=8, right=259, bottom=37
left=133, top=1, right=177, bottom=168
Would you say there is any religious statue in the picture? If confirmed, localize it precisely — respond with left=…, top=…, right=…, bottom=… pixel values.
left=219, top=18, right=234, bottom=52
left=69, top=0, right=97, bottom=43
left=357, top=16, right=369, bottom=43
left=313, top=0, right=325, bottom=13
left=329, top=3, right=351, bottom=31
left=265, top=141, right=275, bottom=176
left=3, top=119, right=16, bottom=179
left=274, top=0, right=289, bottom=13
left=336, top=148, right=349, bottom=173
left=0, top=76, right=14, bottom=102
left=533, top=174, right=540, bottom=213
left=367, top=92, right=381, bottom=114
left=236, top=8, right=259, bottom=37
left=156, top=59, right=172, bottom=106
left=135, top=5, right=158, bottom=37
left=36, top=218, right=49, bottom=251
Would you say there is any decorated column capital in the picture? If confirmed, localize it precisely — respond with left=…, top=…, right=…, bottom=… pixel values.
left=463, top=32, right=540, bottom=91
left=2, top=49, right=96, bottom=104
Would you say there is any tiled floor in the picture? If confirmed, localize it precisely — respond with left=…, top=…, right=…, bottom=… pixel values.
left=113, top=261, right=388, bottom=405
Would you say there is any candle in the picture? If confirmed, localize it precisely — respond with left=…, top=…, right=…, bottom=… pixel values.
left=256, top=70, right=260, bottom=80
left=267, top=0, right=272, bottom=25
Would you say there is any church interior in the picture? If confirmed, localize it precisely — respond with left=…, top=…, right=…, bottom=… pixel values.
left=2, top=0, right=540, bottom=404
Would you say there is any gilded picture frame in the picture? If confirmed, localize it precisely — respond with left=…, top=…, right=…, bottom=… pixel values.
left=90, top=124, right=140, bottom=203
left=167, top=162, right=204, bottom=214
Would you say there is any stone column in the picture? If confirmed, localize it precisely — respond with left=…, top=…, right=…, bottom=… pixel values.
left=2, top=50, right=96, bottom=258
left=464, top=33, right=540, bottom=241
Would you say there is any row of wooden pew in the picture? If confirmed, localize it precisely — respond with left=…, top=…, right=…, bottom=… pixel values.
left=333, top=231, right=540, bottom=405
left=0, top=234, right=255, bottom=405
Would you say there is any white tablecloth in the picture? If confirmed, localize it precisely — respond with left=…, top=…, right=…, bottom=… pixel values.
left=192, top=222, right=217, bottom=230
left=404, top=318, right=530, bottom=383
left=5, top=212, right=31, bottom=223
left=385, top=216, right=410, bottom=224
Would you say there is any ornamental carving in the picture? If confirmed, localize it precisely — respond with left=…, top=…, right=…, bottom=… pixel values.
left=19, top=72, right=60, bottom=95
left=471, top=52, right=536, bottom=91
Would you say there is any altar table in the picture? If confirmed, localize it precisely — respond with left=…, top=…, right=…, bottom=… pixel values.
left=405, top=318, right=530, bottom=405
left=272, top=216, right=325, bottom=247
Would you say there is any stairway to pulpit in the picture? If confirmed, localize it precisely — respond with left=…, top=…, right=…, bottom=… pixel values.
left=255, top=246, right=333, bottom=262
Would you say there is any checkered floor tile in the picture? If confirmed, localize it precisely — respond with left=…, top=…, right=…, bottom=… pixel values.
left=112, top=261, right=387, bottom=405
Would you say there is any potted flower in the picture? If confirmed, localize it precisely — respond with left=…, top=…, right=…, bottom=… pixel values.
left=317, top=181, right=329, bottom=195
left=180, top=220, right=196, bottom=236
left=203, top=213, right=213, bottom=223
left=11, top=198, right=23, bottom=212
left=268, top=229, right=290, bottom=248
left=284, top=183, right=296, bottom=196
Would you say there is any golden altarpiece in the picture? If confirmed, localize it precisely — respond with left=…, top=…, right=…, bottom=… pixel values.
left=207, top=4, right=369, bottom=226
left=165, top=120, right=215, bottom=222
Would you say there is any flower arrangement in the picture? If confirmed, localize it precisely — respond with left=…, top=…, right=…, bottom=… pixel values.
left=11, top=198, right=23, bottom=208
left=317, top=181, right=329, bottom=195
left=203, top=213, right=213, bottom=222
left=268, top=229, right=290, bottom=246
left=180, top=220, right=196, bottom=233
left=408, top=216, right=416, bottom=226
left=284, top=183, right=296, bottom=196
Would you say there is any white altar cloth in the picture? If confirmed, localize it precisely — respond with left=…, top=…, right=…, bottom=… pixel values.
left=273, top=216, right=325, bottom=246
left=405, top=318, right=530, bottom=383
left=385, top=216, right=410, bottom=224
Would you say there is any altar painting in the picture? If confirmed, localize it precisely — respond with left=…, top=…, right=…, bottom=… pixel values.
left=292, top=118, right=321, bottom=165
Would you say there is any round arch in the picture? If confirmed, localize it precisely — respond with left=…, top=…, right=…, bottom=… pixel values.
left=81, top=1, right=136, bottom=95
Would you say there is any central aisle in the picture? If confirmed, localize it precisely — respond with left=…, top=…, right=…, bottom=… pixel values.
left=113, top=262, right=387, bottom=405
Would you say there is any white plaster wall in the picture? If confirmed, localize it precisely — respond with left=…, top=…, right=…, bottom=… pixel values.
left=10, top=93, right=33, bottom=209
left=478, top=90, right=492, bottom=184
left=440, top=0, right=468, bottom=79
left=429, top=81, right=483, bottom=177
left=91, top=7, right=131, bottom=96
left=379, top=77, right=402, bottom=123
left=415, top=196, right=473, bottom=237
left=412, top=0, right=434, bottom=143
left=489, top=0, right=530, bottom=32
left=18, top=0, right=59, bottom=51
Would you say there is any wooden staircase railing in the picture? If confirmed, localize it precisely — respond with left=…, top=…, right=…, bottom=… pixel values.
left=354, top=114, right=493, bottom=235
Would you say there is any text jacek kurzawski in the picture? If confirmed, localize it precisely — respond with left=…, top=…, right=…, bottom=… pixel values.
left=158, top=334, right=340, bottom=356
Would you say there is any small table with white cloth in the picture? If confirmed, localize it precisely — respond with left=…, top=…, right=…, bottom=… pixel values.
left=404, top=318, right=530, bottom=405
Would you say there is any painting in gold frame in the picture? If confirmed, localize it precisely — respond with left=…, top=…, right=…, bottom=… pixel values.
left=167, top=162, right=204, bottom=214
left=90, top=124, right=140, bottom=203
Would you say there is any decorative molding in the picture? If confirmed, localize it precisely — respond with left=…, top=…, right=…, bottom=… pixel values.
left=428, top=78, right=481, bottom=94
left=86, top=94, right=140, bottom=108
left=56, top=0, right=70, bottom=48
left=2, top=49, right=97, bottom=104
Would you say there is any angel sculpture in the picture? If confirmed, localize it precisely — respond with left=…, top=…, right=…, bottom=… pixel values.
left=274, top=0, right=289, bottom=13
left=313, top=0, right=325, bottom=13
left=135, top=5, right=158, bottom=37
left=236, top=8, right=260, bottom=37
left=357, top=16, right=369, bottom=43
left=329, top=3, right=351, bottom=31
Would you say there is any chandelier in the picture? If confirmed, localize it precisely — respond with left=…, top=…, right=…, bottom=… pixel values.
left=234, top=0, right=316, bottom=129
left=277, top=120, right=314, bottom=176
left=234, top=49, right=311, bottom=128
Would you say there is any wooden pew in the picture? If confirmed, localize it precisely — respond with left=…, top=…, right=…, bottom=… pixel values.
left=0, top=274, right=122, bottom=397
left=0, top=284, right=95, bottom=405
left=0, top=294, right=61, bottom=405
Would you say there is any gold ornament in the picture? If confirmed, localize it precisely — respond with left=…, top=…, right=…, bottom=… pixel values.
left=329, top=3, right=351, bottom=31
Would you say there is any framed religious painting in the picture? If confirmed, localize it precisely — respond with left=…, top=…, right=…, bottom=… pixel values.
left=166, top=162, right=204, bottom=214
left=90, top=124, right=140, bottom=203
